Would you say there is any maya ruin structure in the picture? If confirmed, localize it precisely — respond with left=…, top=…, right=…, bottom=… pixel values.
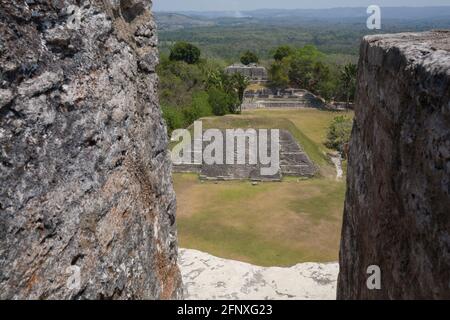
left=172, top=129, right=316, bottom=181
left=225, top=63, right=268, bottom=81
left=242, top=88, right=328, bottom=110
left=225, top=63, right=329, bottom=110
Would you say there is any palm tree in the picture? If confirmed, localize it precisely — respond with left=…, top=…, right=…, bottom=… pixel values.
left=340, top=63, right=357, bottom=108
left=231, top=73, right=250, bottom=113
left=206, top=70, right=225, bottom=91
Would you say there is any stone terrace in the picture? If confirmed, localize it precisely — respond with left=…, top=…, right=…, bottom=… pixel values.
left=242, top=88, right=327, bottom=109
left=172, top=129, right=316, bottom=181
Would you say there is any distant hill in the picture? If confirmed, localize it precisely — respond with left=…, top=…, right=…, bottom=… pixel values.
left=170, top=6, right=450, bottom=21
left=245, top=6, right=450, bottom=20
left=155, top=6, right=450, bottom=61
left=155, top=12, right=215, bottom=31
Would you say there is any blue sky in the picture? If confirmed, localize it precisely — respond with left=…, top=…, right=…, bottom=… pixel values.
left=153, top=0, right=450, bottom=12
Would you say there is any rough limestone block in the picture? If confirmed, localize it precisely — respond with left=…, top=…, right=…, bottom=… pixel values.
left=338, top=31, right=450, bottom=299
left=0, top=0, right=182, bottom=299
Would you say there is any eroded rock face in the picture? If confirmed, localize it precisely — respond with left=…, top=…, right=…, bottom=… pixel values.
left=338, top=31, right=450, bottom=299
left=0, top=0, right=182, bottom=299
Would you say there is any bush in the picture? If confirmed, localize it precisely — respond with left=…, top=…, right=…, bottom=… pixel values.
left=162, top=105, right=185, bottom=134
left=169, top=42, right=201, bottom=64
left=183, top=91, right=213, bottom=124
left=208, top=87, right=237, bottom=116
left=325, top=116, right=353, bottom=152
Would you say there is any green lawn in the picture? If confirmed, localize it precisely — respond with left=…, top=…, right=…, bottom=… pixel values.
left=174, top=108, right=353, bottom=266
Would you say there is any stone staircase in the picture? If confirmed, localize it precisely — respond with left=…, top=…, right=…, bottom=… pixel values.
left=172, top=130, right=316, bottom=180
left=242, top=89, right=327, bottom=110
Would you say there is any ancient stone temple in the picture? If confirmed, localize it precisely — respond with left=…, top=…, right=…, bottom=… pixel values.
left=172, top=129, right=316, bottom=181
left=242, top=88, right=327, bottom=109
left=0, top=0, right=182, bottom=299
left=338, top=31, right=450, bottom=299
left=225, top=63, right=268, bottom=81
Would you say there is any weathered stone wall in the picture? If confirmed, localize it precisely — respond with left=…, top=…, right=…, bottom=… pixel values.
left=338, top=31, right=450, bottom=299
left=0, top=0, right=182, bottom=299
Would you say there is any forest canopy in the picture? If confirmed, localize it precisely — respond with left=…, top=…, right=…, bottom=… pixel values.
left=158, top=42, right=357, bottom=133
left=158, top=45, right=249, bottom=133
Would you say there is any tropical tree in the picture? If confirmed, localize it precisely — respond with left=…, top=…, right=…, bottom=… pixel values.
left=269, top=61, right=290, bottom=89
left=240, top=51, right=259, bottom=65
left=273, top=45, right=293, bottom=61
left=205, top=69, right=226, bottom=91
left=231, top=73, right=250, bottom=113
left=208, top=87, right=238, bottom=116
left=183, top=91, right=213, bottom=124
left=169, top=42, right=201, bottom=64
left=325, top=116, right=353, bottom=152
left=205, top=70, right=243, bottom=114
left=287, top=45, right=324, bottom=88
left=340, top=63, right=357, bottom=107
left=310, top=61, right=330, bottom=95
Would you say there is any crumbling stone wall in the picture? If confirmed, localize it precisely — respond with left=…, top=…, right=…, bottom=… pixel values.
left=0, top=0, right=182, bottom=299
left=338, top=31, right=450, bottom=299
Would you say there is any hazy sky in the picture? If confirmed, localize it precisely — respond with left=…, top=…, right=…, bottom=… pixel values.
left=153, top=0, right=450, bottom=12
